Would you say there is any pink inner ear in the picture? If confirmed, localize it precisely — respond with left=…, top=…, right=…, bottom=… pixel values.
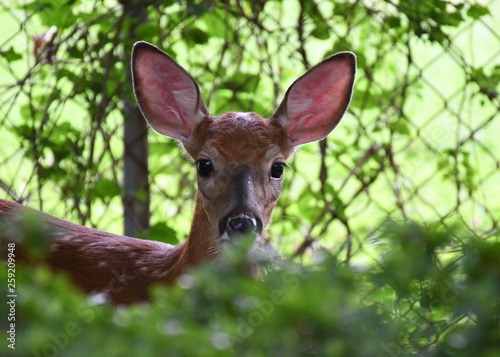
left=134, top=48, right=202, bottom=141
left=286, top=56, right=354, bottom=146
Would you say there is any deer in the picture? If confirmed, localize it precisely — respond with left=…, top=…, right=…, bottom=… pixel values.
left=0, top=41, right=356, bottom=305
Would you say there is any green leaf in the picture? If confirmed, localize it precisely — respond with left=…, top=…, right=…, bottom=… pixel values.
left=92, top=179, right=119, bottom=200
left=203, top=10, right=226, bottom=39
left=135, top=189, right=148, bottom=202
left=135, top=22, right=159, bottom=39
left=23, top=0, right=76, bottom=29
left=185, top=27, right=210, bottom=44
left=390, top=120, right=411, bottom=136
left=349, top=89, right=378, bottom=109
left=0, top=47, right=23, bottom=62
left=311, top=24, right=330, bottom=40
left=467, top=4, right=490, bottom=19
left=146, top=222, right=178, bottom=244
left=385, top=16, right=401, bottom=29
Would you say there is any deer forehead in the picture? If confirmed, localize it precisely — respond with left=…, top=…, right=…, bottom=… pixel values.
left=197, top=112, right=291, bottom=166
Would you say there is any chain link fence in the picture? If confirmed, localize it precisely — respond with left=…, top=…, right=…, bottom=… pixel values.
left=0, top=0, right=498, bottom=261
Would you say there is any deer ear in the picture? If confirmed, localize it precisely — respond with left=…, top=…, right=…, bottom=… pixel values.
left=270, top=52, right=356, bottom=147
left=131, top=41, right=209, bottom=142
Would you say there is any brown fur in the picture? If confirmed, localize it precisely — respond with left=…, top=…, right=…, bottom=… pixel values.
left=185, top=112, right=292, bottom=160
left=207, top=112, right=292, bottom=161
left=1, top=199, right=186, bottom=305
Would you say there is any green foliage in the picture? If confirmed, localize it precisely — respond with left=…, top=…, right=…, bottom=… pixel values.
left=145, top=222, right=178, bottom=245
left=392, top=0, right=490, bottom=43
left=2, top=223, right=499, bottom=356
left=0, top=47, right=22, bottom=62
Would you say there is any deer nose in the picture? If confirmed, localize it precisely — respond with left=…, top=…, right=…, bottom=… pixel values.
left=226, top=214, right=258, bottom=238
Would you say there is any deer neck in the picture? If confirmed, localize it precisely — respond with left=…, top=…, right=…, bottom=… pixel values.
left=175, top=191, right=219, bottom=268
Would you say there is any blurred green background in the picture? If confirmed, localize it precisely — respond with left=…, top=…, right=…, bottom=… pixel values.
left=0, top=0, right=499, bottom=356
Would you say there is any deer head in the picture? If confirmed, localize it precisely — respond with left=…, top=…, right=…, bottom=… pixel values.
left=131, top=41, right=356, bottom=259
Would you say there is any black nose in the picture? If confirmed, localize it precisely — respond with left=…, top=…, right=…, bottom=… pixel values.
left=226, top=214, right=257, bottom=237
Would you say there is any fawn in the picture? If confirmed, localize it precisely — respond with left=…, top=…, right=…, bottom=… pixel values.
left=0, top=42, right=356, bottom=305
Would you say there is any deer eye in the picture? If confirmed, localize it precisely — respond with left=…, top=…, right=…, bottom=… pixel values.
left=196, top=160, right=213, bottom=177
left=271, top=162, right=286, bottom=180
